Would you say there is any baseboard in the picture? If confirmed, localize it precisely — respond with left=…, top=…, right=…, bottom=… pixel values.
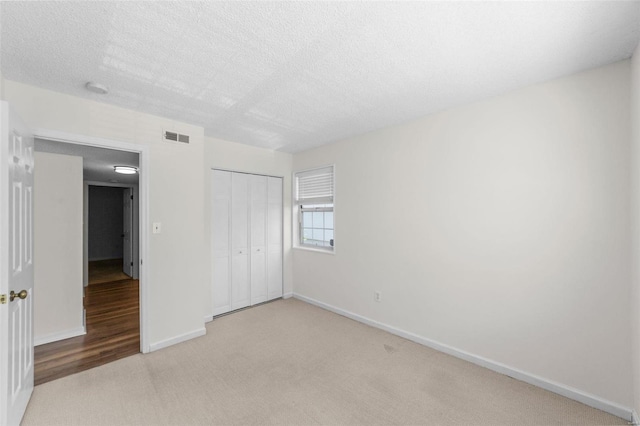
left=35, top=326, right=86, bottom=346
left=293, top=293, right=633, bottom=422
left=632, top=410, right=639, bottom=425
left=148, top=327, right=206, bottom=352
left=204, top=314, right=213, bottom=323
left=283, top=292, right=293, bottom=299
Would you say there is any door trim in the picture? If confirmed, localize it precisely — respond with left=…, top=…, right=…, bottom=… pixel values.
left=32, top=128, right=150, bottom=354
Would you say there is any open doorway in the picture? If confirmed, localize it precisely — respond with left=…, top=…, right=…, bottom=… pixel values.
left=87, top=184, right=138, bottom=284
left=32, top=138, right=141, bottom=385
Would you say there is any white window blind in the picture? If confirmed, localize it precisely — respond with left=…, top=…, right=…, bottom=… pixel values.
left=295, top=166, right=333, bottom=203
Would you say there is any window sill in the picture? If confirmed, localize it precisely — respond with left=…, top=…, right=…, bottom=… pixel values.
left=293, top=245, right=335, bottom=255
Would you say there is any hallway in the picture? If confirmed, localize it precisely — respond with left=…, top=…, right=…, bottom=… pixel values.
left=34, top=260, right=140, bottom=385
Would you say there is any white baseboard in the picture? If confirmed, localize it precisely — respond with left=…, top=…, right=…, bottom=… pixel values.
left=148, top=327, right=206, bottom=352
left=293, top=293, right=633, bottom=422
left=204, top=314, right=213, bottom=323
left=283, top=292, right=293, bottom=299
left=35, top=326, right=86, bottom=346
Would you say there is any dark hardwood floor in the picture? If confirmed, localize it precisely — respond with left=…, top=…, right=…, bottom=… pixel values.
left=88, top=258, right=131, bottom=284
left=34, top=261, right=140, bottom=386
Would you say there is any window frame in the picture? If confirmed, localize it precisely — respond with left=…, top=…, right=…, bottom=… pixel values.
left=293, top=165, right=335, bottom=254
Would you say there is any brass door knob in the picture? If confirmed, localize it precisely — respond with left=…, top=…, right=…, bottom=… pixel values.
left=10, top=290, right=27, bottom=302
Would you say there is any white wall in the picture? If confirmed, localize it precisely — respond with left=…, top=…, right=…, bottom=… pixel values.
left=34, top=152, right=84, bottom=344
left=630, top=43, right=640, bottom=419
left=2, top=80, right=206, bottom=350
left=293, top=61, right=632, bottom=409
left=2, top=79, right=293, bottom=348
left=203, top=137, right=293, bottom=318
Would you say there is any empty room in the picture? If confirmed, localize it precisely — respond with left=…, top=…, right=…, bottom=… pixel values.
left=1, top=1, right=640, bottom=425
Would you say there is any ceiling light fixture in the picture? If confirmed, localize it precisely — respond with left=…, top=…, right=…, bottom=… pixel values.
left=85, top=81, right=109, bottom=94
left=114, top=166, right=137, bottom=175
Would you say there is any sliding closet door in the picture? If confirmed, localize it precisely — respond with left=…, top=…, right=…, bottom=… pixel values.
left=211, top=170, right=231, bottom=316
left=267, top=177, right=283, bottom=300
left=250, top=175, right=268, bottom=305
left=231, top=173, right=250, bottom=310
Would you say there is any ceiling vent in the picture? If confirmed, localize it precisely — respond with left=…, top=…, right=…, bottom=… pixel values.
left=163, top=130, right=190, bottom=144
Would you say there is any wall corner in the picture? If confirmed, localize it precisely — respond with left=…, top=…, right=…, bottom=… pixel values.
left=630, top=40, right=640, bottom=420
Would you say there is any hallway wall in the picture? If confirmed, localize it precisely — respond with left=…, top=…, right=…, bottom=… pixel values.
left=34, top=152, right=84, bottom=345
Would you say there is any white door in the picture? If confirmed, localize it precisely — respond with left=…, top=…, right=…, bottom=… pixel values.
left=250, top=175, right=267, bottom=305
left=230, top=173, right=250, bottom=310
left=267, top=177, right=283, bottom=300
left=211, top=170, right=231, bottom=316
left=122, top=188, right=133, bottom=277
left=0, top=102, right=35, bottom=426
left=210, top=171, right=283, bottom=317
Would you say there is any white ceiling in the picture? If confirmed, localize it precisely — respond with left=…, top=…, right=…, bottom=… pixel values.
left=2, top=2, right=640, bottom=153
left=35, top=139, right=139, bottom=185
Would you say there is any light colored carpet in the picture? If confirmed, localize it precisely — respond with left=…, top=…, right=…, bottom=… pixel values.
left=22, top=298, right=626, bottom=425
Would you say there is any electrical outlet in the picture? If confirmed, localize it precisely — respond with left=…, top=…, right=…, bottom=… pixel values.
left=153, top=222, right=162, bottom=234
left=374, top=291, right=382, bottom=302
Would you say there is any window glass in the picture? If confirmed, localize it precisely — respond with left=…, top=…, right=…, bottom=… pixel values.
left=303, top=212, right=313, bottom=227
left=324, top=212, right=333, bottom=229
left=312, top=211, right=324, bottom=228
left=325, top=230, right=334, bottom=243
left=300, top=203, right=334, bottom=248
left=312, top=229, right=324, bottom=242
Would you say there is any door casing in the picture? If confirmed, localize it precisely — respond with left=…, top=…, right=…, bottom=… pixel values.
left=122, top=187, right=134, bottom=278
left=32, top=128, right=150, bottom=354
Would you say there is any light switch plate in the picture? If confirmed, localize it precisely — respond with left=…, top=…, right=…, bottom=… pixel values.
left=153, top=222, right=161, bottom=234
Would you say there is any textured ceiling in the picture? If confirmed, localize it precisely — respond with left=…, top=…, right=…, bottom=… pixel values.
left=2, top=2, right=640, bottom=153
left=35, top=139, right=139, bottom=184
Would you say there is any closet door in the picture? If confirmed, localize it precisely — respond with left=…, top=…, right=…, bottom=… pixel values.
left=211, top=170, right=232, bottom=316
left=231, top=173, right=250, bottom=310
left=250, top=175, right=268, bottom=305
left=267, top=177, right=283, bottom=300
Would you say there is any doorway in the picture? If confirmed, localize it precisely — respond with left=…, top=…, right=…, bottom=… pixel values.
left=87, top=184, right=138, bottom=284
left=32, top=136, right=144, bottom=385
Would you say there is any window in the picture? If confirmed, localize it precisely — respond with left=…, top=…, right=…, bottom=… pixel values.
left=295, top=166, right=334, bottom=250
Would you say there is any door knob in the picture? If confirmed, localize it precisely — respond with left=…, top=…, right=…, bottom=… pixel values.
left=10, top=290, right=27, bottom=302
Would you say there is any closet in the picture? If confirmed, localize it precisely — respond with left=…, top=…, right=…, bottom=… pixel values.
left=211, top=169, right=283, bottom=316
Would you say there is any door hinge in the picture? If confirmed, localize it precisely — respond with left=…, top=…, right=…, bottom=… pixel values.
left=131, top=195, right=133, bottom=200
left=0, top=294, right=6, bottom=304
left=130, top=262, right=133, bottom=266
